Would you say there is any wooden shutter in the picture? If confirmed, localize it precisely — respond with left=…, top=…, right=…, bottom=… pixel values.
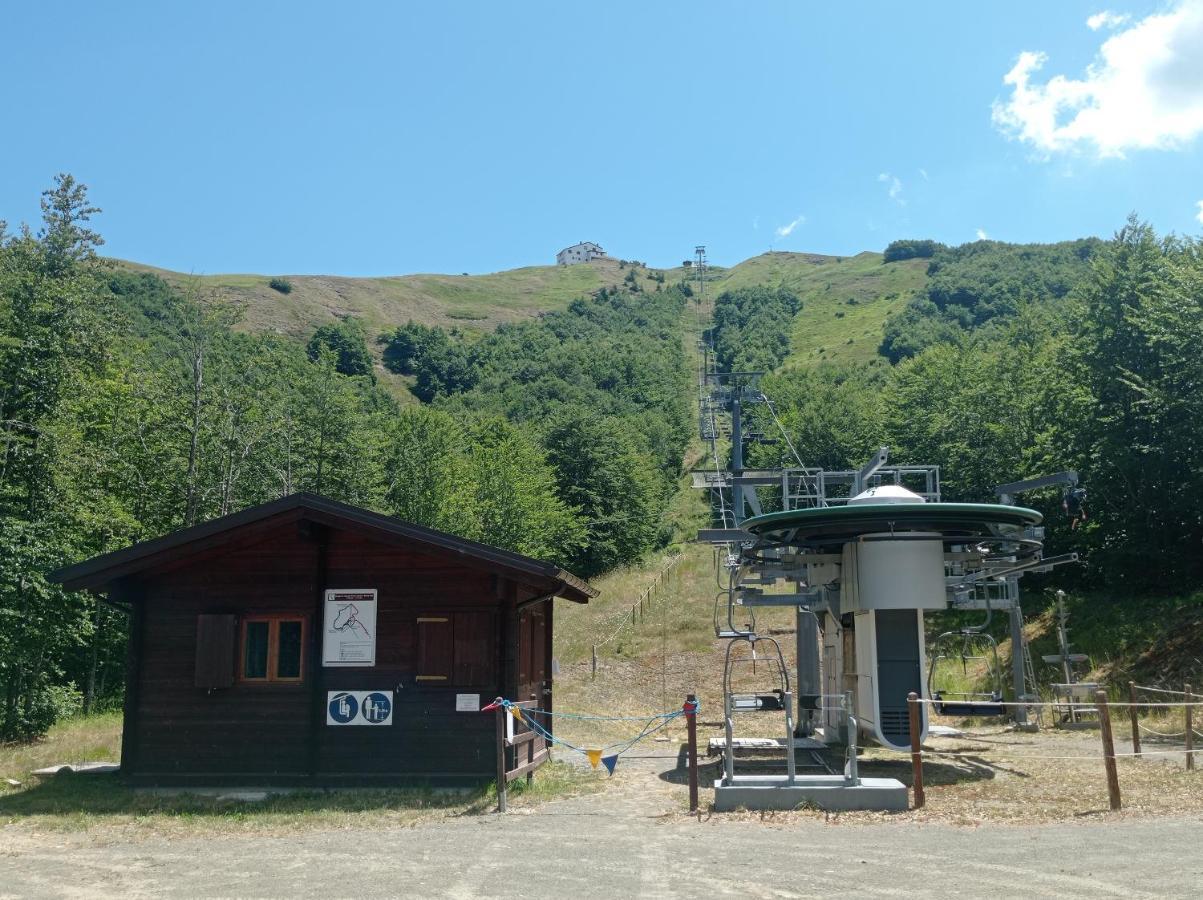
left=416, top=617, right=453, bottom=681
left=453, top=612, right=494, bottom=685
left=195, top=614, right=236, bottom=689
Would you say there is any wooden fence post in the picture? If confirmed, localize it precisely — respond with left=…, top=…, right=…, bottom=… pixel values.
left=685, top=694, right=699, bottom=813
left=1186, top=683, right=1194, bottom=772
left=1128, top=681, right=1141, bottom=756
left=1096, top=690, right=1121, bottom=811
left=495, top=702, right=508, bottom=813
left=907, top=691, right=925, bottom=809
left=591, top=644, right=597, bottom=679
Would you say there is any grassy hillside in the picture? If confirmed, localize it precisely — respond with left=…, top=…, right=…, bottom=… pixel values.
left=709, top=251, right=930, bottom=368
left=119, top=250, right=929, bottom=375
left=119, top=257, right=656, bottom=340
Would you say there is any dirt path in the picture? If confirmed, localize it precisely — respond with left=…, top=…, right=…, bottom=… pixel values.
left=5, top=750, right=1203, bottom=899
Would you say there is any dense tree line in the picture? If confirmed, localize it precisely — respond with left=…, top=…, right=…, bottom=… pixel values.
left=382, top=282, right=694, bottom=573
left=749, top=218, right=1203, bottom=591
left=880, top=238, right=1102, bottom=362
left=0, top=177, right=692, bottom=740
left=882, top=239, right=944, bottom=263
left=709, top=286, right=801, bottom=372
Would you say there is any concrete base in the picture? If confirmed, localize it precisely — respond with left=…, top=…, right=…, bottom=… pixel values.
left=32, top=762, right=120, bottom=780
left=707, top=736, right=826, bottom=754
left=712, top=775, right=909, bottom=812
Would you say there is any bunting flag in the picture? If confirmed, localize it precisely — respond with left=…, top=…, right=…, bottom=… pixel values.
left=484, top=698, right=697, bottom=777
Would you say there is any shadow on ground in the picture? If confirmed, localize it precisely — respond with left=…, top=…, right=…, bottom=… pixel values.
left=0, top=772, right=495, bottom=819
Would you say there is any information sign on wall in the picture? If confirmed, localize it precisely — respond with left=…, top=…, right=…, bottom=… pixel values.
left=322, top=589, right=377, bottom=666
left=455, top=693, right=481, bottom=712
left=326, top=690, right=393, bottom=726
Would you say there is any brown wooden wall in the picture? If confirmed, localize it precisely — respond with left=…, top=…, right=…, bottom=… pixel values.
left=122, top=519, right=553, bottom=785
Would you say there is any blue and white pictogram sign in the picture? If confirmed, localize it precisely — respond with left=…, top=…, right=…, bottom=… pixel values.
left=326, top=690, right=393, bottom=726
left=361, top=691, right=392, bottom=724
left=327, top=691, right=359, bottom=724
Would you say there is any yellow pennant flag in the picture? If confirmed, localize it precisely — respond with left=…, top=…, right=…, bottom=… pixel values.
left=509, top=707, right=524, bottom=724
left=586, top=749, right=602, bottom=769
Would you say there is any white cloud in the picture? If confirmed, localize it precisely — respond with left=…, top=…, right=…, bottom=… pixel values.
left=919, top=167, right=930, bottom=181
left=878, top=172, right=905, bottom=204
left=976, top=228, right=989, bottom=240
left=775, top=214, right=805, bottom=239
left=1087, top=10, right=1130, bottom=31
left=1196, top=199, right=1203, bottom=224
left=752, top=216, right=760, bottom=231
left=992, top=0, right=1203, bottom=158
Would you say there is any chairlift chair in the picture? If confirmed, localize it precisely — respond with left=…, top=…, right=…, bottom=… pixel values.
left=927, top=629, right=1007, bottom=717
left=723, top=633, right=790, bottom=710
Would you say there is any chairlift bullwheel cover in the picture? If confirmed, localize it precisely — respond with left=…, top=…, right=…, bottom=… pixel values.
left=741, top=502, right=1042, bottom=545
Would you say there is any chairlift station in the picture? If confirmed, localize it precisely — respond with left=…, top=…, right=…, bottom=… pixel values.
left=695, top=369, right=1077, bottom=811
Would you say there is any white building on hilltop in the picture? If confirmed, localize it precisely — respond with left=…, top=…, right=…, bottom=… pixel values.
left=556, top=241, right=609, bottom=266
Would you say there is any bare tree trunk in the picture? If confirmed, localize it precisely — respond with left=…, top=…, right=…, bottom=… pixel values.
left=84, top=600, right=103, bottom=714
left=183, top=344, right=204, bottom=525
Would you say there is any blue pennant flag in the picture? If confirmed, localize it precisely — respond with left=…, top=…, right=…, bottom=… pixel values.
left=601, top=754, right=619, bottom=776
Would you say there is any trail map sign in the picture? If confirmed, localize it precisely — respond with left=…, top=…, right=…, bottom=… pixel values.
left=322, top=589, right=377, bottom=666
left=326, top=690, right=393, bottom=726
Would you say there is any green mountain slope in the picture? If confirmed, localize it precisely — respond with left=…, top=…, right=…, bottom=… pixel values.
left=119, top=257, right=656, bottom=339
left=707, top=251, right=930, bottom=368
left=121, top=250, right=936, bottom=376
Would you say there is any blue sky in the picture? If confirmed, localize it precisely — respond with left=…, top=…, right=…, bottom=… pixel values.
left=2, top=1, right=1201, bottom=274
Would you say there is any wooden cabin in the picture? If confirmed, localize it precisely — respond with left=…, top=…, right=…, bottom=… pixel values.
left=52, top=493, right=595, bottom=786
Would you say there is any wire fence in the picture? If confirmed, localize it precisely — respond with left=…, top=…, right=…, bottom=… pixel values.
left=905, top=688, right=1200, bottom=813
left=590, top=554, right=684, bottom=672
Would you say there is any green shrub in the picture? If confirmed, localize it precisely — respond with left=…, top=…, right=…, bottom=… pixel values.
left=6, top=683, right=83, bottom=741
left=269, top=277, right=293, bottom=294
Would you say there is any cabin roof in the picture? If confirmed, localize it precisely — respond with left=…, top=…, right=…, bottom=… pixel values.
left=50, top=492, right=597, bottom=602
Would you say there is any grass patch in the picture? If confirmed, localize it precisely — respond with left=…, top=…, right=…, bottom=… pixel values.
left=707, top=251, right=928, bottom=369
left=0, top=711, right=123, bottom=786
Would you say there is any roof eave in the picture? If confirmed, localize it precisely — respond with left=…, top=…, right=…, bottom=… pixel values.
left=50, top=493, right=596, bottom=601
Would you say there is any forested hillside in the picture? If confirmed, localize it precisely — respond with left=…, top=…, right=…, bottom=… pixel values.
left=735, top=222, right=1203, bottom=599
left=0, top=177, right=690, bottom=740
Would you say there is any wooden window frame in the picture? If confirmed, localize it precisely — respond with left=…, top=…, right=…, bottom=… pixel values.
left=239, top=615, right=307, bottom=684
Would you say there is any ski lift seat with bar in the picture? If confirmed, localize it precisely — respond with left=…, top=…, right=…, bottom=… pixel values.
left=930, top=691, right=1006, bottom=717
left=729, top=690, right=786, bottom=712
left=928, top=628, right=1009, bottom=718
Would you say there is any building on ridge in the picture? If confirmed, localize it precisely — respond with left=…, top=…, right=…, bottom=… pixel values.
left=556, top=241, right=608, bottom=266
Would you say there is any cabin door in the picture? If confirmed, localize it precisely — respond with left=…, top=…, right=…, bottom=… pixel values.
left=517, top=602, right=550, bottom=706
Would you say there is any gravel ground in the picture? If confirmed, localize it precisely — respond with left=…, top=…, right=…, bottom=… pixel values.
left=5, top=750, right=1203, bottom=899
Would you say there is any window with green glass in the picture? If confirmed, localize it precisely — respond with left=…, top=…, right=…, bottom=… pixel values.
left=240, top=617, right=306, bottom=683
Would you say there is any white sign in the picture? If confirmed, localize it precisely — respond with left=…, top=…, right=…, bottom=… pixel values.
left=327, top=690, right=393, bottom=726
left=322, top=589, right=377, bottom=667
left=455, top=693, right=481, bottom=712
